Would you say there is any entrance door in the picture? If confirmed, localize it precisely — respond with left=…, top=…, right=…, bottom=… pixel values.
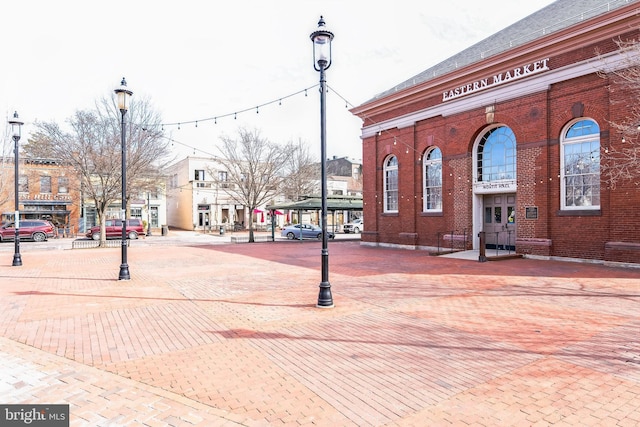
left=483, top=194, right=516, bottom=250
left=150, top=206, right=158, bottom=227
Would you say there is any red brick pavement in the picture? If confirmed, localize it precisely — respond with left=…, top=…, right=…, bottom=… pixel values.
left=1, top=240, right=640, bottom=426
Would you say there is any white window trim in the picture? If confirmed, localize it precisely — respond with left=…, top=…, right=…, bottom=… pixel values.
left=560, top=118, right=600, bottom=211
left=383, top=155, right=398, bottom=213
left=423, top=147, right=442, bottom=212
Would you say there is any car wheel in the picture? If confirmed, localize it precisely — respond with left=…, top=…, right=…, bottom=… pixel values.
left=354, top=227, right=360, bottom=233
left=92, top=233, right=101, bottom=240
left=317, top=233, right=323, bottom=240
left=286, top=232, right=295, bottom=240
left=32, top=232, right=46, bottom=242
left=128, top=231, right=138, bottom=240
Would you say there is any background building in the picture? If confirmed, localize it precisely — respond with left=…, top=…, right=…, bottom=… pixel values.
left=0, top=158, right=80, bottom=236
left=351, top=0, right=640, bottom=263
left=167, top=156, right=250, bottom=232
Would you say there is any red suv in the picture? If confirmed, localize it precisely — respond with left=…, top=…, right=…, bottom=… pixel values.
left=0, top=220, right=55, bottom=242
left=86, top=219, right=144, bottom=240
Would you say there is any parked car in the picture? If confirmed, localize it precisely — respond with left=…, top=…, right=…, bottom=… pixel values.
left=281, top=224, right=335, bottom=240
left=343, top=218, right=363, bottom=234
left=0, top=220, right=55, bottom=242
left=86, top=218, right=144, bottom=240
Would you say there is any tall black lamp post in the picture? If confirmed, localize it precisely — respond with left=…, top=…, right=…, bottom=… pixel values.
left=147, top=192, right=152, bottom=236
left=311, top=16, right=334, bottom=308
left=9, top=111, right=23, bottom=267
left=115, top=78, right=133, bottom=280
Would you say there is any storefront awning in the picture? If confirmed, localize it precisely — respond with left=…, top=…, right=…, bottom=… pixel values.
left=267, top=196, right=363, bottom=211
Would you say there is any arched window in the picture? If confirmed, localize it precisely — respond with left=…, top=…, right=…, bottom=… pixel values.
left=384, top=155, right=398, bottom=212
left=477, top=126, right=516, bottom=182
left=423, top=147, right=442, bottom=211
left=561, top=119, right=600, bottom=209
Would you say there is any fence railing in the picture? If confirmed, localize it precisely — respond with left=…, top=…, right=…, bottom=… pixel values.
left=71, top=239, right=130, bottom=249
left=484, top=230, right=516, bottom=256
left=230, top=235, right=275, bottom=244
left=436, top=229, right=468, bottom=254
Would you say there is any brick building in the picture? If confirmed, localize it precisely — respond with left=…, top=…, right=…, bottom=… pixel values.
left=0, top=158, right=80, bottom=235
left=351, top=0, right=640, bottom=263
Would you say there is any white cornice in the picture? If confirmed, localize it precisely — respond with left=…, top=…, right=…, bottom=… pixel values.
left=361, top=50, right=630, bottom=138
left=353, top=2, right=639, bottom=123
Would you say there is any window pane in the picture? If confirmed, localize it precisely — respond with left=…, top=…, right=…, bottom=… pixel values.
left=58, top=177, right=69, bottom=194
left=40, top=176, right=52, bottom=193
left=494, top=207, right=502, bottom=223
left=507, top=206, right=515, bottom=224
left=384, top=156, right=398, bottom=212
left=485, top=207, right=492, bottom=223
left=18, top=175, right=28, bottom=192
left=478, top=127, right=516, bottom=182
left=566, top=120, right=600, bottom=138
left=562, top=120, right=600, bottom=209
left=424, top=147, right=442, bottom=211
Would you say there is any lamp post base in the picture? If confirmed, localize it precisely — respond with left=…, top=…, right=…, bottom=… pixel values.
left=12, top=253, right=22, bottom=267
left=316, top=281, right=334, bottom=308
left=118, top=264, right=130, bottom=281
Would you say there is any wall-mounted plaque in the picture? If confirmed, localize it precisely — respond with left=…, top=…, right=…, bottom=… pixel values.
left=525, top=206, right=538, bottom=220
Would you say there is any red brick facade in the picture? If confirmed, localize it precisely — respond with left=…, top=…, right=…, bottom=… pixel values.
left=1, top=160, right=80, bottom=234
left=352, top=3, right=640, bottom=264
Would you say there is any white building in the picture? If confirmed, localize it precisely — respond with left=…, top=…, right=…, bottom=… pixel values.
left=166, top=156, right=253, bottom=232
left=83, top=184, right=167, bottom=234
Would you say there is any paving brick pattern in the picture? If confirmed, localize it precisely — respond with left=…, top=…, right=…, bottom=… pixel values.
left=1, top=240, right=640, bottom=426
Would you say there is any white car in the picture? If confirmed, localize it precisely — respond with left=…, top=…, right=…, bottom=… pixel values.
left=343, top=218, right=363, bottom=234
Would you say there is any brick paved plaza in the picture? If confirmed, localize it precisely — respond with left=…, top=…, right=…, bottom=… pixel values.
left=1, top=238, right=640, bottom=426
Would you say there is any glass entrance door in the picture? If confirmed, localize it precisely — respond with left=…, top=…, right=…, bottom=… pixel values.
left=483, top=194, right=516, bottom=251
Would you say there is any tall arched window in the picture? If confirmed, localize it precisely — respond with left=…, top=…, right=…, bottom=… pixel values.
left=561, top=119, right=600, bottom=209
left=477, top=126, right=516, bottom=182
left=384, top=155, right=398, bottom=212
left=423, top=147, right=442, bottom=211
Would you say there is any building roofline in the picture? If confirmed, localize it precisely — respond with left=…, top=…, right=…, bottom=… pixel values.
left=351, top=0, right=640, bottom=118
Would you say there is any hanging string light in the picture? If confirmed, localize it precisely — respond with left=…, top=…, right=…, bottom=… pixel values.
left=157, top=85, right=317, bottom=130
left=150, top=82, right=488, bottom=163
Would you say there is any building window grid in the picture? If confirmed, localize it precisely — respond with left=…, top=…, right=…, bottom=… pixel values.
left=40, top=176, right=52, bottom=193
left=18, top=175, right=28, bottom=193
left=478, top=127, right=516, bottom=182
left=58, top=177, right=69, bottom=194
left=423, top=147, right=442, bottom=211
left=384, top=155, right=398, bottom=212
left=561, top=119, right=600, bottom=209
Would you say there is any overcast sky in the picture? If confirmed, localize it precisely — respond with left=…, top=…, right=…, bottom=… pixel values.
left=1, top=0, right=556, bottom=162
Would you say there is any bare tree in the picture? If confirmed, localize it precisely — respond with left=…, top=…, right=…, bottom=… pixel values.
left=600, top=35, right=640, bottom=188
left=214, top=127, right=289, bottom=242
left=0, top=122, right=15, bottom=210
left=25, top=95, right=170, bottom=246
left=281, top=137, right=319, bottom=202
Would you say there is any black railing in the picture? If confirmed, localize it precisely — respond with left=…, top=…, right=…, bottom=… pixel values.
left=485, top=229, right=516, bottom=256
left=436, top=229, right=468, bottom=254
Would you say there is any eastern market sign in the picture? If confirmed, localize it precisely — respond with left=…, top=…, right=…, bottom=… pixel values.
left=442, top=58, right=550, bottom=102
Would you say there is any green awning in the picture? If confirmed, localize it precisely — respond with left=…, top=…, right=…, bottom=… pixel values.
left=267, top=196, right=362, bottom=211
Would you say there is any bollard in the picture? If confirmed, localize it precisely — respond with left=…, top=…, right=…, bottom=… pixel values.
left=478, top=231, right=487, bottom=262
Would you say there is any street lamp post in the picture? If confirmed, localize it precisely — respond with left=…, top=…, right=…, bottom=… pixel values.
left=147, top=192, right=152, bottom=236
left=9, top=112, right=23, bottom=267
left=311, top=16, right=334, bottom=308
left=115, top=78, right=133, bottom=280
